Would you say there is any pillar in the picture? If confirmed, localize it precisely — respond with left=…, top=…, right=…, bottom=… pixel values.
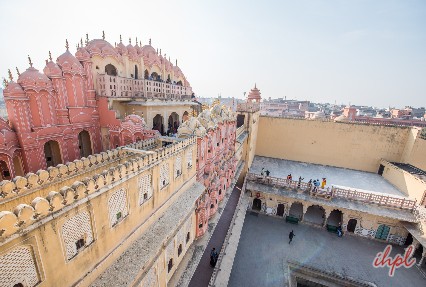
left=323, top=209, right=332, bottom=228
left=301, top=204, right=307, bottom=222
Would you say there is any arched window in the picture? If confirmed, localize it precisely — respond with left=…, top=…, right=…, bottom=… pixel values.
left=0, top=160, right=11, bottom=180
left=168, top=258, right=173, bottom=273
left=105, top=64, right=117, bottom=76
left=153, top=114, right=164, bottom=135
left=134, top=65, right=138, bottom=79
left=44, top=140, right=62, bottom=167
left=78, top=130, right=92, bottom=158
left=144, top=69, right=149, bottom=79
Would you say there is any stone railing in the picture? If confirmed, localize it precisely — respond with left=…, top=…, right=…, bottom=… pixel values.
left=236, top=125, right=245, bottom=138
left=246, top=173, right=417, bottom=212
left=0, top=136, right=196, bottom=240
left=236, top=102, right=260, bottom=113
left=97, top=74, right=193, bottom=99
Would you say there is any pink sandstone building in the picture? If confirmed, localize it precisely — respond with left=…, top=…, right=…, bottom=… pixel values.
left=1, top=34, right=196, bottom=179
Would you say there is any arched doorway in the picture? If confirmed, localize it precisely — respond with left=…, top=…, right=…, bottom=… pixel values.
left=277, top=204, right=285, bottom=217
left=78, top=130, right=92, bottom=158
left=0, top=160, right=11, bottom=180
left=288, top=202, right=303, bottom=219
left=153, top=114, right=164, bottom=135
left=252, top=198, right=262, bottom=211
left=375, top=224, right=391, bottom=240
left=347, top=219, right=357, bottom=233
left=151, top=72, right=159, bottom=81
left=326, top=209, right=343, bottom=227
left=182, top=111, right=189, bottom=122
left=13, top=155, right=24, bottom=176
left=144, top=69, right=149, bottom=79
left=44, top=140, right=62, bottom=167
left=168, top=112, right=179, bottom=135
left=105, top=64, right=117, bottom=76
left=304, top=205, right=325, bottom=226
left=134, top=65, right=138, bottom=79
left=404, top=233, right=414, bottom=246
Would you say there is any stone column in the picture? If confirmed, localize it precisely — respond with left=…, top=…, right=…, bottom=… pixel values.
left=301, top=204, right=307, bottom=222
left=342, top=213, right=349, bottom=232
left=323, top=209, right=332, bottom=228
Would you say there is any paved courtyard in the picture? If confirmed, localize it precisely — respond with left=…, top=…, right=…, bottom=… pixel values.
left=251, top=156, right=405, bottom=197
left=228, top=213, right=426, bottom=287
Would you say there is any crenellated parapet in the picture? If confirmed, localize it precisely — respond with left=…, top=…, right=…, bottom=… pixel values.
left=0, top=136, right=196, bottom=240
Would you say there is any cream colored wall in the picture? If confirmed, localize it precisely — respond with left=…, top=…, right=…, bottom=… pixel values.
left=0, top=140, right=198, bottom=287
left=406, top=137, right=426, bottom=171
left=381, top=160, right=426, bottom=203
left=256, top=117, right=412, bottom=172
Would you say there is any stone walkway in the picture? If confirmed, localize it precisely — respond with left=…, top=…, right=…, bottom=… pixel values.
left=188, top=184, right=242, bottom=287
left=229, top=213, right=426, bottom=287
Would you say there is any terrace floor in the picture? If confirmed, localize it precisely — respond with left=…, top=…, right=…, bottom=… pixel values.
left=228, top=213, right=426, bottom=287
left=251, top=156, right=406, bottom=197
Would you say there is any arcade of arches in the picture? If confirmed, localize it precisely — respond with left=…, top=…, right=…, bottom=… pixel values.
left=250, top=193, right=413, bottom=247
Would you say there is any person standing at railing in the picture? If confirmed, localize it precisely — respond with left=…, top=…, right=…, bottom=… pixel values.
left=307, top=179, right=312, bottom=190
left=261, top=168, right=265, bottom=176
left=265, top=170, right=270, bottom=177
left=297, top=176, right=304, bottom=188
left=313, top=179, right=320, bottom=192
left=321, top=178, right=327, bottom=189
left=286, top=174, right=292, bottom=184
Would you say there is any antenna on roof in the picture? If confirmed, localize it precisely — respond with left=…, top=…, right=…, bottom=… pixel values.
left=102, top=30, right=105, bottom=40
left=120, top=35, right=122, bottom=43
left=86, top=33, right=89, bottom=45
left=65, top=39, right=69, bottom=50
left=16, top=67, right=20, bottom=76
left=81, top=38, right=83, bottom=47
left=149, top=38, right=151, bottom=45
left=8, top=69, right=13, bottom=81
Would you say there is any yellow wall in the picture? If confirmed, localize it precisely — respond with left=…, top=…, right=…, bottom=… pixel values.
left=256, top=117, right=412, bottom=172
left=381, top=160, right=426, bottom=203
left=0, top=139, right=198, bottom=287
left=406, top=137, right=426, bottom=171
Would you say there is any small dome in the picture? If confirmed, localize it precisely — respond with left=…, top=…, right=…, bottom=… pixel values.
left=124, top=114, right=145, bottom=125
left=17, top=66, right=52, bottom=89
left=43, top=60, right=63, bottom=78
left=126, top=43, right=137, bottom=56
left=3, top=81, right=25, bottom=97
left=134, top=42, right=142, bottom=55
left=116, top=42, right=127, bottom=55
left=75, top=47, right=90, bottom=62
left=141, top=45, right=156, bottom=56
left=57, top=50, right=84, bottom=74
left=86, top=39, right=119, bottom=58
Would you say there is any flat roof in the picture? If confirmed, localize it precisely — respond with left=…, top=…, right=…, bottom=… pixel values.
left=251, top=156, right=406, bottom=197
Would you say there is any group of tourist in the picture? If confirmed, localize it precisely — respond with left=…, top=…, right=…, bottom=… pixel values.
left=259, top=168, right=328, bottom=191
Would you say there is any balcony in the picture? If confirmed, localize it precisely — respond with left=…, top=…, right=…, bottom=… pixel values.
left=97, top=74, right=193, bottom=101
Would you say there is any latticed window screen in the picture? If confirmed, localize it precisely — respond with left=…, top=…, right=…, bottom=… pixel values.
left=139, top=173, right=153, bottom=205
left=0, top=246, right=40, bottom=287
left=186, top=149, right=193, bottom=169
left=62, top=211, right=94, bottom=260
left=174, top=155, right=182, bottom=178
left=160, top=163, right=170, bottom=189
left=108, top=188, right=128, bottom=227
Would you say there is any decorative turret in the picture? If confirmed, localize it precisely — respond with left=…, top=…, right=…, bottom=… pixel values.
left=247, top=84, right=261, bottom=103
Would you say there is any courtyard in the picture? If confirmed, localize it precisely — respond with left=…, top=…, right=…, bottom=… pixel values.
left=250, top=156, right=405, bottom=197
left=228, top=212, right=426, bottom=287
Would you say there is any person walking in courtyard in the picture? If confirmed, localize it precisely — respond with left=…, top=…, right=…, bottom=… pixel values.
left=265, top=169, right=270, bottom=177
left=210, top=247, right=218, bottom=267
left=261, top=168, right=265, bottom=176
left=321, top=178, right=327, bottom=189
left=289, top=230, right=295, bottom=244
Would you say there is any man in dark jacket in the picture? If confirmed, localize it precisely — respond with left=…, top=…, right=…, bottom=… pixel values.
left=289, top=230, right=295, bottom=244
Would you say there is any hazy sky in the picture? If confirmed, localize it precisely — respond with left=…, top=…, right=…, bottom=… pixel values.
left=0, top=0, right=425, bottom=108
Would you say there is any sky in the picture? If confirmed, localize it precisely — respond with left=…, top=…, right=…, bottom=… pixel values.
left=0, top=0, right=425, bottom=108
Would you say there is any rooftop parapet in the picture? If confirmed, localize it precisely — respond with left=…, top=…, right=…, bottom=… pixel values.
left=237, top=102, right=260, bottom=113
